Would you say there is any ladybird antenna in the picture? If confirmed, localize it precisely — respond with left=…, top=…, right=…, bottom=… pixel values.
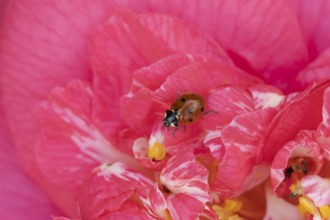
left=204, top=109, right=219, bottom=115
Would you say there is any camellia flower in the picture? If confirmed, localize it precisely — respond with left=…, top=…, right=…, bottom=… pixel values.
left=1, top=0, right=330, bottom=220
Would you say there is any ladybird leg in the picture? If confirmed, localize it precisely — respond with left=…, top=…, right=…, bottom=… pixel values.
left=172, top=126, right=179, bottom=137
left=204, top=109, right=219, bottom=115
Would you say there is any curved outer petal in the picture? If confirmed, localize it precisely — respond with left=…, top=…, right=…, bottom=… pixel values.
left=211, top=108, right=277, bottom=197
left=296, top=49, right=330, bottom=87
left=289, top=0, right=330, bottom=59
left=34, top=81, right=139, bottom=196
left=0, top=112, right=62, bottom=219
left=79, top=162, right=166, bottom=220
left=270, top=131, right=324, bottom=195
left=301, top=175, right=330, bottom=207
left=258, top=80, right=330, bottom=163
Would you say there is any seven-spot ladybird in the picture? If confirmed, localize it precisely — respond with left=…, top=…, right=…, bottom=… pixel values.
left=163, top=92, right=216, bottom=135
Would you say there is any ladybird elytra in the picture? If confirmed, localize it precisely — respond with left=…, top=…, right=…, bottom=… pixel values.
left=163, top=92, right=217, bottom=135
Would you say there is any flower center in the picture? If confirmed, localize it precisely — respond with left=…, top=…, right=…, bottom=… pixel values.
left=148, top=141, right=166, bottom=161
left=212, top=199, right=243, bottom=220
left=163, top=209, right=173, bottom=220
left=284, top=157, right=310, bottom=180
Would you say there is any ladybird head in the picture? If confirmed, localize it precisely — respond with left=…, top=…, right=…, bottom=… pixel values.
left=163, top=109, right=178, bottom=128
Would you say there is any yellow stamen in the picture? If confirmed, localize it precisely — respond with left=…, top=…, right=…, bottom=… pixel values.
left=148, top=141, right=166, bottom=161
left=212, top=200, right=243, bottom=220
left=289, top=181, right=303, bottom=197
left=298, top=196, right=318, bottom=216
left=223, top=199, right=243, bottom=213
left=212, top=205, right=222, bottom=216
left=297, top=202, right=308, bottom=218
left=164, top=209, right=173, bottom=220
left=319, top=205, right=330, bottom=219
left=228, top=215, right=240, bottom=220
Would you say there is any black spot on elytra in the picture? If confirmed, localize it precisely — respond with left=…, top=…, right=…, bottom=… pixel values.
left=189, top=118, right=193, bottom=122
left=181, top=98, right=186, bottom=102
left=201, top=107, right=204, bottom=112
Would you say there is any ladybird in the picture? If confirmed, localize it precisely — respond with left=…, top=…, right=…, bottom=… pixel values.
left=163, top=92, right=216, bottom=135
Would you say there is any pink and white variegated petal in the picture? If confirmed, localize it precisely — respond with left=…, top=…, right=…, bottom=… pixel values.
left=247, top=84, right=285, bottom=109
left=79, top=162, right=166, bottom=220
left=34, top=80, right=137, bottom=192
left=271, top=131, right=324, bottom=194
left=202, top=86, right=254, bottom=131
left=160, top=148, right=210, bottom=204
left=263, top=186, right=301, bottom=220
left=221, top=108, right=277, bottom=155
left=204, top=130, right=225, bottom=160
left=301, top=175, right=330, bottom=207
left=167, top=194, right=205, bottom=220
left=212, top=108, right=277, bottom=197
left=322, top=87, right=330, bottom=128
left=315, top=125, right=330, bottom=160
left=259, top=80, right=330, bottom=163
left=211, top=146, right=254, bottom=198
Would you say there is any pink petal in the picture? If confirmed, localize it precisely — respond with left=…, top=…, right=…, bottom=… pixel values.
left=289, top=0, right=330, bottom=59
left=202, top=86, right=254, bottom=131
left=263, top=186, right=301, bottom=220
left=221, top=108, right=277, bottom=155
left=212, top=108, right=277, bottom=197
left=301, top=175, right=330, bottom=207
left=316, top=126, right=330, bottom=160
left=131, top=54, right=208, bottom=93
left=34, top=80, right=138, bottom=194
left=296, top=49, right=330, bottom=87
left=271, top=131, right=323, bottom=194
left=154, top=60, right=261, bottom=105
left=121, top=89, right=163, bottom=136
left=204, top=131, right=225, bottom=160
left=0, top=113, right=62, bottom=219
left=167, top=194, right=205, bottom=220
left=259, top=80, right=330, bottom=163
left=187, top=0, right=308, bottom=89
left=322, top=87, right=330, bottom=128
left=90, top=10, right=231, bottom=138
left=79, top=162, right=166, bottom=219
left=160, top=148, right=210, bottom=204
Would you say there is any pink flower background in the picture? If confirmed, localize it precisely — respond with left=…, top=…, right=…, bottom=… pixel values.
left=1, top=0, right=330, bottom=219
